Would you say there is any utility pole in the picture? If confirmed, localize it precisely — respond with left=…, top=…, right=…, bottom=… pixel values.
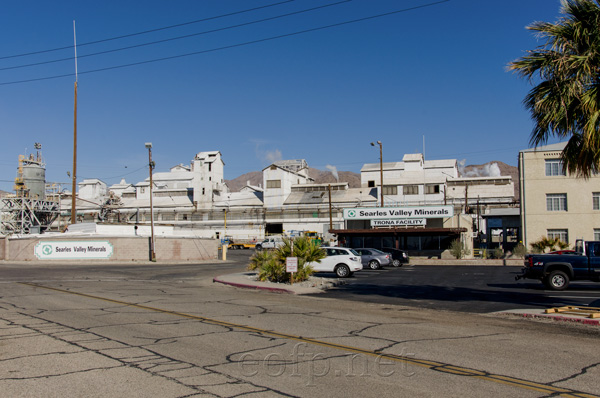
left=371, top=141, right=383, bottom=207
left=71, top=21, right=78, bottom=225
left=145, top=143, right=156, bottom=262
left=328, top=184, right=333, bottom=231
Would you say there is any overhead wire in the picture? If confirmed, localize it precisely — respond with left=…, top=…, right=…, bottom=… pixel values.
left=0, top=0, right=450, bottom=86
left=0, top=0, right=351, bottom=72
left=0, top=0, right=296, bottom=60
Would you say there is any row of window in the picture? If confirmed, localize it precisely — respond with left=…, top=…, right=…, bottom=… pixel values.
left=371, top=184, right=441, bottom=195
left=546, top=229, right=600, bottom=243
left=546, top=192, right=600, bottom=211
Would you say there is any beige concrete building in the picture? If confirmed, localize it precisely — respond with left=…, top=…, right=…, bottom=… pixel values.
left=519, top=142, right=600, bottom=249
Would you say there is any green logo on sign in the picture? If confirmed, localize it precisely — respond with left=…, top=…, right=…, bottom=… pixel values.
left=42, top=245, right=53, bottom=255
left=347, top=210, right=356, bottom=218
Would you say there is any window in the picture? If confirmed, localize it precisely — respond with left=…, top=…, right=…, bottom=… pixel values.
left=545, top=159, right=566, bottom=176
left=368, top=180, right=375, bottom=188
left=403, top=185, right=419, bottom=195
left=426, top=184, right=440, bottom=194
left=595, top=229, right=600, bottom=241
left=382, top=185, right=397, bottom=195
left=594, top=192, right=600, bottom=210
left=140, top=188, right=145, bottom=194
left=267, top=180, right=281, bottom=189
left=546, top=193, right=567, bottom=211
left=547, top=229, right=568, bottom=243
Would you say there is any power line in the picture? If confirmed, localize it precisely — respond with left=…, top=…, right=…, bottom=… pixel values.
left=0, top=0, right=451, bottom=86
left=0, top=0, right=352, bottom=72
left=0, top=0, right=296, bottom=60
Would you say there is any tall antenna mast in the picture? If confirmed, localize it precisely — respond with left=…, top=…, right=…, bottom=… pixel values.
left=71, top=20, right=78, bottom=225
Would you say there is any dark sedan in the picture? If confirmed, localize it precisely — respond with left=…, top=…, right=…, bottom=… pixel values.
left=382, top=247, right=410, bottom=266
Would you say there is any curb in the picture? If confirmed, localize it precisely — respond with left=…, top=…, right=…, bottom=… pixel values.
left=213, top=276, right=294, bottom=294
left=499, top=311, right=600, bottom=326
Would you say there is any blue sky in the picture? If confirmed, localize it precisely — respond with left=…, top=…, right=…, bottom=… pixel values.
left=0, top=0, right=564, bottom=192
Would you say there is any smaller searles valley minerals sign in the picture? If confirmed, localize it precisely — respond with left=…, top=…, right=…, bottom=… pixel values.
left=343, top=206, right=453, bottom=220
left=35, top=241, right=114, bottom=260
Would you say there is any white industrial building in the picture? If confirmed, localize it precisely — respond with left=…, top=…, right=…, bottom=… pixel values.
left=44, top=149, right=518, bottom=257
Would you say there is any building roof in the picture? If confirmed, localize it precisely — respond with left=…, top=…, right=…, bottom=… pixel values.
left=195, top=151, right=222, bottom=163
left=79, top=178, right=105, bottom=185
left=482, top=208, right=520, bottom=217
left=520, top=141, right=567, bottom=153
left=284, top=187, right=376, bottom=206
left=361, top=158, right=456, bottom=172
left=109, top=178, right=132, bottom=190
left=214, top=191, right=264, bottom=208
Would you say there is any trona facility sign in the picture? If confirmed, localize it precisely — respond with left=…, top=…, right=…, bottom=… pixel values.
left=343, top=206, right=454, bottom=220
left=35, top=241, right=114, bottom=260
left=371, top=219, right=426, bottom=227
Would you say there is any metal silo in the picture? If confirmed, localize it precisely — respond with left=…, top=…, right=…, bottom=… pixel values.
left=15, top=143, right=46, bottom=199
left=21, top=160, right=46, bottom=199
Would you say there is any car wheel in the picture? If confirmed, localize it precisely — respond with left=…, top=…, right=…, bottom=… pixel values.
left=392, top=259, right=402, bottom=267
left=335, top=264, right=350, bottom=278
left=544, top=270, right=569, bottom=291
left=368, top=260, right=380, bottom=270
left=255, top=244, right=262, bottom=251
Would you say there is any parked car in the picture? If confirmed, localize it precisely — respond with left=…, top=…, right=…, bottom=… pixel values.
left=308, top=247, right=363, bottom=278
left=255, top=236, right=285, bottom=250
left=517, top=240, right=600, bottom=290
left=353, top=248, right=391, bottom=270
left=547, top=249, right=576, bottom=255
left=382, top=247, right=410, bottom=266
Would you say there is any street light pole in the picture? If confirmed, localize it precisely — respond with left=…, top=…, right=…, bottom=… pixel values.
left=371, top=141, right=383, bottom=207
left=145, top=143, right=156, bottom=262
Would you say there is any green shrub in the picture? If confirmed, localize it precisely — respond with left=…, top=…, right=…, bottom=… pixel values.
left=529, top=236, right=569, bottom=253
left=491, top=247, right=504, bottom=259
left=449, top=239, right=470, bottom=259
left=248, top=236, right=324, bottom=283
left=512, top=243, right=527, bottom=258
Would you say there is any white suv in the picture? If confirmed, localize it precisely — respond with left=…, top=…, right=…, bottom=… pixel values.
left=309, top=247, right=363, bottom=278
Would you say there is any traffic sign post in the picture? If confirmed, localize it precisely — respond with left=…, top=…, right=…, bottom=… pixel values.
left=286, top=257, right=298, bottom=285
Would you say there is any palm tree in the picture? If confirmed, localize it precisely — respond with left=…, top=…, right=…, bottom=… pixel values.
left=509, top=0, right=600, bottom=177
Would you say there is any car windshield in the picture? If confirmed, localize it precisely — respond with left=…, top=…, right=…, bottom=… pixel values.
left=371, top=249, right=386, bottom=254
left=349, top=249, right=360, bottom=255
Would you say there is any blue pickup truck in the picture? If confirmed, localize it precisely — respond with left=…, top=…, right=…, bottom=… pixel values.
left=516, top=240, right=600, bottom=290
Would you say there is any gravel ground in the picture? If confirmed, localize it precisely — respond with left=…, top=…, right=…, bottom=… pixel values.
left=245, top=272, right=347, bottom=290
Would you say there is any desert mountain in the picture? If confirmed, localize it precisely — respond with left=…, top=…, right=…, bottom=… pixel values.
left=461, top=161, right=519, bottom=199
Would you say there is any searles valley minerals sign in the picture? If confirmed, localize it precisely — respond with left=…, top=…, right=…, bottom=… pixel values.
left=343, top=205, right=453, bottom=220
left=35, top=241, right=114, bottom=260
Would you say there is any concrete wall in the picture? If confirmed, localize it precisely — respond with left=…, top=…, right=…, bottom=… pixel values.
left=0, top=235, right=219, bottom=262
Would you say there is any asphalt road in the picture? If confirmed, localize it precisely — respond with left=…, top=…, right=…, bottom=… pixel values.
left=4, top=251, right=599, bottom=314
left=1, top=252, right=600, bottom=397
left=310, top=264, right=600, bottom=313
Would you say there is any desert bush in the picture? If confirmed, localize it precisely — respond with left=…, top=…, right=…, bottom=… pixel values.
left=248, top=236, right=324, bottom=283
left=512, top=243, right=527, bottom=258
left=529, top=236, right=569, bottom=253
left=449, top=239, right=470, bottom=259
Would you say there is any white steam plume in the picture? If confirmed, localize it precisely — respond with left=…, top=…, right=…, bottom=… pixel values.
left=326, top=165, right=339, bottom=181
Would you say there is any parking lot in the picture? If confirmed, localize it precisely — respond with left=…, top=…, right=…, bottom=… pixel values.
left=310, top=262, right=600, bottom=313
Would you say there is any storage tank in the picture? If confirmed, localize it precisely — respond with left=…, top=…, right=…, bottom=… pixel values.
left=14, top=143, right=47, bottom=199
left=21, top=161, right=46, bottom=199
